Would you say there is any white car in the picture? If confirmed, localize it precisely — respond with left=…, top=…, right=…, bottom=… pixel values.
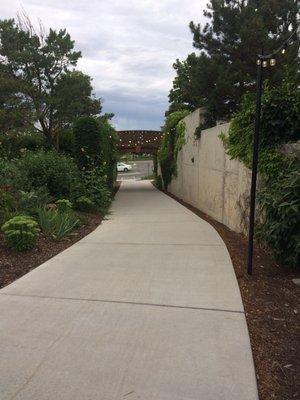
left=117, top=162, right=132, bottom=172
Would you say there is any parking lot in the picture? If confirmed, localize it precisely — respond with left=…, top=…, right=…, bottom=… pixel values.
left=118, top=160, right=154, bottom=180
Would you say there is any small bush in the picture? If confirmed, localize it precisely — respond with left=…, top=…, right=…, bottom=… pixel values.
left=56, top=199, right=72, bottom=213
left=37, top=208, right=80, bottom=239
left=2, top=215, right=39, bottom=251
left=16, top=151, right=81, bottom=199
left=75, top=196, right=97, bottom=212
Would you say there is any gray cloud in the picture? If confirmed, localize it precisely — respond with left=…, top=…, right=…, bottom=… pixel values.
left=1, top=0, right=208, bottom=129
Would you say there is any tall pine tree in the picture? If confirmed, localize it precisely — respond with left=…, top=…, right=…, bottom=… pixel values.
left=168, top=0, right=299, bottom=125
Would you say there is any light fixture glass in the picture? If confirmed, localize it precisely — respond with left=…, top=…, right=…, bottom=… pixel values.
left=282, top=48, right=286, bottom=54
left=262, top=60, right=268, bottom=67
left=256, top=59, right=261, bottom=65
left=270, top=58, right=276, bottom=66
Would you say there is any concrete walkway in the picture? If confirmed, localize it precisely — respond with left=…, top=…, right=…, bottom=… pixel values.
left=0, top=180, right=258, bottom=400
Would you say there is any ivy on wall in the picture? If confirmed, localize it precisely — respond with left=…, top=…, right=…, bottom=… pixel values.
left=221, top=77, right=300, bottom=267
left=157, top=110, right=190, bottom=188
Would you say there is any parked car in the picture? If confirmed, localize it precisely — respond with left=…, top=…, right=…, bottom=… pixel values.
left=117, top=162, right=132, bottom=172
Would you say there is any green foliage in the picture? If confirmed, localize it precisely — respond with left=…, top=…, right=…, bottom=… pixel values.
left=257, top=158, right=300, bottom=267
left=56, top=199, right=72, bottom=213
left=73, top=117, right=118, bottom=191
left=0, top=18, right=101, bottom=147
left=77, top=167, right=111, bottom=213
left=98, top=120, right=118, bottom=191
left=168, top=0, right=299, bottom=124
left=222, top=79, right=300, bottom=267
left=16, top=151, right=80, bottom=199
left=75, top=196, right=97, bottom=213
left=0, top=157, right=23, bottom=190
left=154, top=175, right=163, bottom=190
left=74, top=117, right=102, bottom=168
left=0, top=131, right=45, bottom=158
left=37, top=207, right=80, bottom=239
left=0, top=189, right=16, bottom=224
left=59, top=129, right=75, bottom=156
left=152, top=155, right=158, bottom=176
left=16, top=188, right=52, bottom=216
left=194, top=123, right=205, bottom=139
left=2, top=215, right=39, bottom=251
left=222, top=80, right=300, bottom=167
left=36, top=208, right=57, bottom=236
left=158, top=110, right=189, bottom=188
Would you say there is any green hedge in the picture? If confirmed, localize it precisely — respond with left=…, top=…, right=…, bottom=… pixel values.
left=222, top=78, right=300, bottom=267
left=74, top=117, right=102, bottom=169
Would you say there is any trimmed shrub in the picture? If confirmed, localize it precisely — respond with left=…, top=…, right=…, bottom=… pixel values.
left=75, top=196, right=97, bottom=212
left=74, top=117, right=102, bottom=168
left=2, top=215, right=39, bottom=251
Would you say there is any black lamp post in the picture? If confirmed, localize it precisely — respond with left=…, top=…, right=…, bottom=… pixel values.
left=246, top=27, right=298, bottom=276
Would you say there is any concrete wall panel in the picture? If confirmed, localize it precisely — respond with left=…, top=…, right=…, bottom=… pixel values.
left=167, top=110, right=251, bottom=234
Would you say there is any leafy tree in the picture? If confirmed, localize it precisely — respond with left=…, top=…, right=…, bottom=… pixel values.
left=168, top=0, right=299, bottom=125
left=0, top=16, right=101, bottom=148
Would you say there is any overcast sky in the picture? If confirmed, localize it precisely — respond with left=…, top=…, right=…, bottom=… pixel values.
left=0, top=0, right=208, bottom=130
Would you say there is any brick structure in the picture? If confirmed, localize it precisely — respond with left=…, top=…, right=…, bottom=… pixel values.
left=117, top=130, right=163, bottom=154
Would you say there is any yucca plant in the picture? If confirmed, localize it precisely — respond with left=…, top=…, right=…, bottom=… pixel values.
left=37, top=207, right=80, bottom=240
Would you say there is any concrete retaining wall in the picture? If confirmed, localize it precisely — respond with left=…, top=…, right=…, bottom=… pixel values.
left=165, top=109, right=251, bottom=233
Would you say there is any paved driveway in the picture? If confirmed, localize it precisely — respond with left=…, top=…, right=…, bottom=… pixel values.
left=0, top=180, right=258, bottom=400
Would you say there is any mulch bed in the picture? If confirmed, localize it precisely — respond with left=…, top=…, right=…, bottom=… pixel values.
left=0, top=212, right=103, bottom=289
left=163, top=190, right=299, bottom=400
left=0, top=183, right=121, bottom=289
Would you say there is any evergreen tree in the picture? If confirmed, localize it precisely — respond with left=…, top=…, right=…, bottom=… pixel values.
left=168, top=0, right=299, bottom=125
